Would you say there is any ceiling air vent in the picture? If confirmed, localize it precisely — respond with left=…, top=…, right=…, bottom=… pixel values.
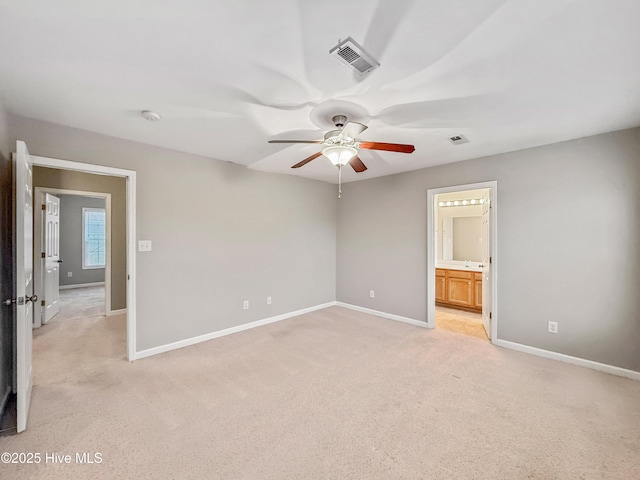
left=330, top=37, right=380, bottom=76
left=449, top=134, right=469, bottom=145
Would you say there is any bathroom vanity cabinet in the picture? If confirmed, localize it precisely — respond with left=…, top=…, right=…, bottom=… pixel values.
left=436, top=268, right=482, bottom=312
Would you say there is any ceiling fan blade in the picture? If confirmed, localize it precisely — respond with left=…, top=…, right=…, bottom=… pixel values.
left=349, top=156, right=367, bottom=173
left=358, top=141, right=415, bottom=154
left=269, top=140, right=324, bottom=144
left=291, top=152, right=323, bottom=169
left=339, top=122, right=368, bottom=139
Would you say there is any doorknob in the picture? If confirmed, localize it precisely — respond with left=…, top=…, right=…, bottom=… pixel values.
left=56, top=259, right=63, bottom=263
left=3, top=295, right=37, bottom=305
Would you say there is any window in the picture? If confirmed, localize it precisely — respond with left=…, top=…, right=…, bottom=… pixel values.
left=82, top=207, right=106, bottom=269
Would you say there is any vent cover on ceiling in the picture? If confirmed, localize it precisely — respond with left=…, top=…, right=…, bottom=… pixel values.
left=330, top=37, right=380, bottom=76
left=449, top=134, right=470, bottom=145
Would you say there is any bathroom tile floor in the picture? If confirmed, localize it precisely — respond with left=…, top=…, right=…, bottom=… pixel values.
left=436, top=306, right=488, bottom=341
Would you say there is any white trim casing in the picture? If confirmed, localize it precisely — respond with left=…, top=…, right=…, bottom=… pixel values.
left=107, top=308, right=127, bottom=317
left=135, top=302, right=337, bottom=360
left=31, top=155, right=137, bottom=361
left=494, top=339, right=640, bottom=381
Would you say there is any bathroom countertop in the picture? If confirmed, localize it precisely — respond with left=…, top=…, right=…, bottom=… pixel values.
left=436, top=263, right=482, bottom=273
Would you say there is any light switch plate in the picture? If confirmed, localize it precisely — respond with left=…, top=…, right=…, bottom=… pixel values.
left=138, top=240, right=152, bottom=252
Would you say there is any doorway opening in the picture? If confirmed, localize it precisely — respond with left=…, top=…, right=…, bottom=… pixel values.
left=31, top=155, right=137, bottom=361
left=34, top=188, right=112, bottom=328
left=427, top=182, right=498, bottom=343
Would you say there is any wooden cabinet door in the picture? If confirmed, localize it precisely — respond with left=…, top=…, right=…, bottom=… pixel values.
left=435, top=270, right=446, bottom=302
left=447, top=277, right=473, bottom=307
left=474, top=273, right=482, bottom=308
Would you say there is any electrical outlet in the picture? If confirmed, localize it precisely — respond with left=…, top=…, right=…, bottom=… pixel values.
left=138, top=240, right=152, bottom=252
left=67, top=272, right=72, bottom=278
left=267, top=296, right=272, bottom=305
left=369, top=290, right=375, bottom=298
left=548, top=321, right=558, bottom=334
left=243, top=300, right=249, bottom=310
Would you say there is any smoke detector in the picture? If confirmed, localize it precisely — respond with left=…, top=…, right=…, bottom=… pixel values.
left=330, top=37, right=380, bottom=76
left=141, top=110, right=161, bottom=121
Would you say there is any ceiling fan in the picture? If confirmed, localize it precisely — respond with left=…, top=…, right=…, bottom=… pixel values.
left=268, top=114, right=415, bottom=173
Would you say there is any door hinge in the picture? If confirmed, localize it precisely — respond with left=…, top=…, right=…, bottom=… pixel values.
left=41, top=204, right=46, bottom=210
left=41, top=300, right=45, bottom=307
left=41, top=252, right=46, bottom=258
left=490, top=256, right=492, bottom=264
left=489, top=312, right=492, bottom=319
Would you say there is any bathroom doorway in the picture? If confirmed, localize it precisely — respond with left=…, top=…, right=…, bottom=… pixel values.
left=427, top=182, right=498, bottom=342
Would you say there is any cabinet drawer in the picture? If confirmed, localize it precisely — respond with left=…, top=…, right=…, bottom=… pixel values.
left=474, top=272, right=482, bottom=281
left=447, top=270, right=473, bottom=280
left=436, top=269, right=446, bottom=278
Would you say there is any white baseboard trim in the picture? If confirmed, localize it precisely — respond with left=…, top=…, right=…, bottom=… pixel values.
left=336, top=302, right=428, bottom=329
left=493, top=339, right=640, bottom=381
left=134, top=302, right=337, bottom=361
left=59, top=282, right=105, bottom=290
left=107, top=308, right=127, bottom=317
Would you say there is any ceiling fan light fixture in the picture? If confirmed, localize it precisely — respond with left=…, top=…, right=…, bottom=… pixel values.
left=323, top=145, right=357, bottom=166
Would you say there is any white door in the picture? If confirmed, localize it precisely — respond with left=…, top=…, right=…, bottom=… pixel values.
left=43, top=193, right=61, bottom=324
left=481, top=191, right=491, bottom=339
left=14, top=140, right=35, bottom=433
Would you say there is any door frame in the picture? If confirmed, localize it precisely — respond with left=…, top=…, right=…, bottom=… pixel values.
left=31, top=155, right=137, bottom=361
left=426, top=181, right=498, bottom=342
left=34, top=188, right=113, bottom=326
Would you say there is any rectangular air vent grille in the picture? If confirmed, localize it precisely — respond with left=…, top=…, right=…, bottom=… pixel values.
left=330, top=37, right=380, bottom=76
left=449, top=134, right=470, bottom=145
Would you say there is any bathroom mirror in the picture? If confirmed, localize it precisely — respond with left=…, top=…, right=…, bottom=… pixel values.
left=441, top=216, right=483, bottom=262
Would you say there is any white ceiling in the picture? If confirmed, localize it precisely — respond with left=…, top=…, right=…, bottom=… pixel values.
left=1, top=0, right=639, bottom=184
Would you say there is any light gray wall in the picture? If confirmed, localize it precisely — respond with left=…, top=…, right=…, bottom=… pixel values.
left=33, top=167, right=127, bottom=310
left=0, top=102, right=13, bottom=412
left=10, top=114, right=337, bottom=351
left=337, top=127, right=640, bottom=372
left=58, top=195, right=106, bottom=286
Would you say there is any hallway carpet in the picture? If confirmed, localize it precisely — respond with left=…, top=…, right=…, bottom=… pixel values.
left=1, top=304, right=639, bottom=479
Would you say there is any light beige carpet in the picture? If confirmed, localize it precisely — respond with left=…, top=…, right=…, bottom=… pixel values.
left=2, top=301, right=639, bottom=479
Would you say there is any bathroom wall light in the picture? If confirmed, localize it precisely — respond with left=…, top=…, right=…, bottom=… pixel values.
left=438, top=198, right=484, bottom=207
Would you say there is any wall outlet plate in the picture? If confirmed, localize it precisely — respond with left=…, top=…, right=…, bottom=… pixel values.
left=138, top=240, right=152, bottom=252
left=243, top=300, right=249, bottom=310
left=548, top=321, right=558, bottom=334
left=369, top=290, right=375, bottom=298
left=267, top=296, right=272, bottom=305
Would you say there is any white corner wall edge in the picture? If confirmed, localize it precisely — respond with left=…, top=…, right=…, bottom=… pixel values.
left=493, top=339, right=640, bottom=381
left=336, top=302, right=428, bottom=329
left=134, top=302, right=338, bottom=360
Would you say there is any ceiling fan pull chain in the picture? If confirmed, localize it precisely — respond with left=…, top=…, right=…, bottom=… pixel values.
left=338, top=164, right=342, bottom=199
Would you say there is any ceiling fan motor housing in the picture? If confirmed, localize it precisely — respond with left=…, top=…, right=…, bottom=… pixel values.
left=332, top=115, right=348, bottom=128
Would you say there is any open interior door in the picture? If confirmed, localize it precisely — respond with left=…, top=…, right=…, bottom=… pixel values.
left=42, top=193, right=61, bottom=324
left=14, top=140, right=35, bottom=433
left=481, top=191, right=491, bottom=340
